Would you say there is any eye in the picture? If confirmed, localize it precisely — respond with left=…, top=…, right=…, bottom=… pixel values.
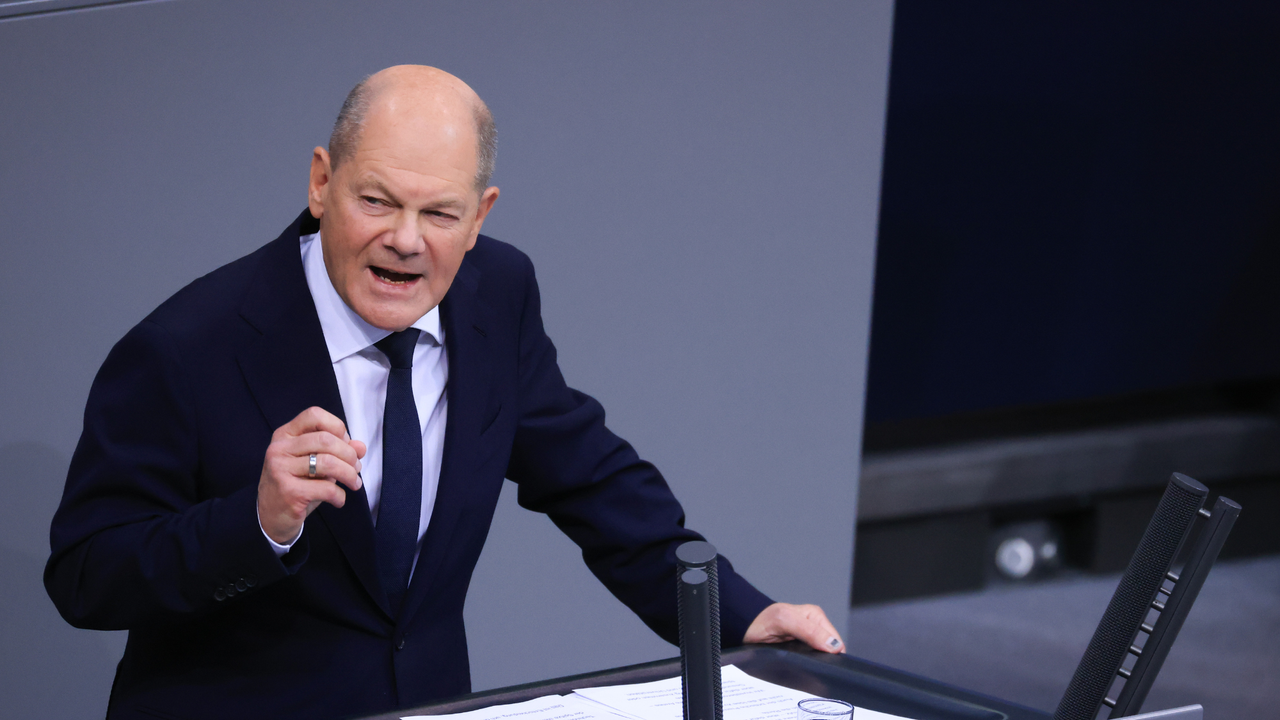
left=361, top=196, right=385, bottom=206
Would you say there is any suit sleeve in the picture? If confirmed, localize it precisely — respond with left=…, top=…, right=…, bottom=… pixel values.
left=44, top=319, right=305, bottom=630
left=502, top=254, right=773, bottom=646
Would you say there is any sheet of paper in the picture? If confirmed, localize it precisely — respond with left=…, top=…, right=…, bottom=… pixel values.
left=568, top=692, right=654, bottom=720
left=719, top=665, right=820, bottom=720
left=572, top=665, right=913, bottom=720
left=403, top=692, right=626, bottom=720
left=410, top=664, right=914, bottom=720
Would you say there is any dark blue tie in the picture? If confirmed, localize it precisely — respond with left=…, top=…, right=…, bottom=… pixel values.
left=374, top=328, right=422, bottom=614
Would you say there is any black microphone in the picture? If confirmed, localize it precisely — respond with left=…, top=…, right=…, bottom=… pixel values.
left=1054, top=473, right=1207, bottom=720
left=677, top=541, right=722, bottom=720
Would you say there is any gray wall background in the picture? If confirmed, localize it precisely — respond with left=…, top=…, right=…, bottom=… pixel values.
left=0, top=0, right=894, bottom=716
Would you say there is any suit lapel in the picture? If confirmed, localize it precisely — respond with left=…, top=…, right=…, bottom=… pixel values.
left=399, top=257, right=494, bottom=623
left=235, top=211, right=389, bottom=617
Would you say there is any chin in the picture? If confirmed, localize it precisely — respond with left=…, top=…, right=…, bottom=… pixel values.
left=367, top=315, right=417, bottom=332
left=346, top=283, right=437, bottom=331
left=359, top=304, right=429, bottom=332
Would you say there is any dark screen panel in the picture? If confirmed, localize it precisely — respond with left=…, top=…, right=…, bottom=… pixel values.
left=866, top=1, right=1280, bottom=424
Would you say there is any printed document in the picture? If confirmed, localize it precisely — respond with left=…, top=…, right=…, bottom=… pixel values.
left=572, top=665, right=910, bottom=720
left=405, top=665, right=912, bottom=720
left=403, top=692, right=625, bottom=720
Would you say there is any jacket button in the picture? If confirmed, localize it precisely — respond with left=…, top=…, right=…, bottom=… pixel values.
left=235, top=579, right=247, bottom=592
left=396, top=638, right=405, bottom=650
left=214, top=589, right=227, bottom=601
left=225, top=585, right=237, bottom=598
left=244, top=575, right=257, bottom=588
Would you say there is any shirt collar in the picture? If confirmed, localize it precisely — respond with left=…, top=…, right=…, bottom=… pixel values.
left=301, top=231, right=444, bottom=363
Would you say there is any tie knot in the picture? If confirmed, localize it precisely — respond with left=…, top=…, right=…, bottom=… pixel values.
left=375, top=329, right=421, bottom=369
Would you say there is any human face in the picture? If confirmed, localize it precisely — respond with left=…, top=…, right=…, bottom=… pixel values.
left=307, top=106, right=499, bottom=331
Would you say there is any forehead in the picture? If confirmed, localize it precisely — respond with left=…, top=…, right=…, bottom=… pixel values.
left=355, top=94, right=478, bottom=172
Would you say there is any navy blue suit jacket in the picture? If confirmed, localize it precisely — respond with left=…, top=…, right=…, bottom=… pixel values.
left=45, top=211, right=772, bottom=720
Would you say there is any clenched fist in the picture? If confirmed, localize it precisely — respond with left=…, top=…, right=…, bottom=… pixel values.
left=257, top=406, right=367, bottom=544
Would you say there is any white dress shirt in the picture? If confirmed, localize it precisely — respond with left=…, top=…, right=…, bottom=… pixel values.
left=260, top=231, right=448, bottom=570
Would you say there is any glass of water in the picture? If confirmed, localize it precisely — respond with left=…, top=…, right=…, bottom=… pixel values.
left=797, top=698, right=854, bottom=720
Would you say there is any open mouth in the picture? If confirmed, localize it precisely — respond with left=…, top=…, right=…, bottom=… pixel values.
left=370, top=266, right=422, bottom=285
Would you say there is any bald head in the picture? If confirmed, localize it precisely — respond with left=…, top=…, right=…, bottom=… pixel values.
left=328, top=65, right=497, bottom=193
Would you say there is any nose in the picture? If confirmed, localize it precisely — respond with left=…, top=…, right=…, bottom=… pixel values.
left=384, top=213, right=424, bottom=256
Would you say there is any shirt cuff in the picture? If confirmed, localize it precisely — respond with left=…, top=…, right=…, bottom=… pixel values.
left=257, top=505, right=303, bottom=557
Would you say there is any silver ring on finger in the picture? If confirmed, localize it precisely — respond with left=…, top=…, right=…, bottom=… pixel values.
left=308, top=453, right=318, bottom=478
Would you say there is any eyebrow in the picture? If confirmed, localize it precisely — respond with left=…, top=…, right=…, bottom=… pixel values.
left=357, top=178, right=467, bottom=211
left=425, top=197, right=467, bottom=211
left=357, top=179, right=402, bottom=206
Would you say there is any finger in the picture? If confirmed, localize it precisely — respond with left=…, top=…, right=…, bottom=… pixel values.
left=278, top=431, right=361, bottom=469
left=298, top=453, right=363, bottom=492
left=794, top=605, right=844, bottom=654
left=350, top=439, right=367, bottom=459
left=276, top=406, right=349, bottom=442
left=813, top=616, right=844, bottom=653
left=296, top=477, right=347, bottom=510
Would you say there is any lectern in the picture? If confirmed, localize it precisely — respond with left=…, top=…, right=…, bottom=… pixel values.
left=356, top=643, right=1049, bottom=720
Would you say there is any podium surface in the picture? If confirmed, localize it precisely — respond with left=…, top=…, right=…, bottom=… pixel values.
left=357, top=643, right=1051, bottom=720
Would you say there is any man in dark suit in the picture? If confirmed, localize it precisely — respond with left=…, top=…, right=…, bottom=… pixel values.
left=45, top=66, right=843, bottom=720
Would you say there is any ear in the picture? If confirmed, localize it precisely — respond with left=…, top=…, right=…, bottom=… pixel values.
left=308, top=147, right=332, bottom=219
left=465, top=186, right=501, bottom=251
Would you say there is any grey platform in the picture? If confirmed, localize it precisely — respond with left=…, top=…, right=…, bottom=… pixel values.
left=846, top=555, right=1280, bottom=720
